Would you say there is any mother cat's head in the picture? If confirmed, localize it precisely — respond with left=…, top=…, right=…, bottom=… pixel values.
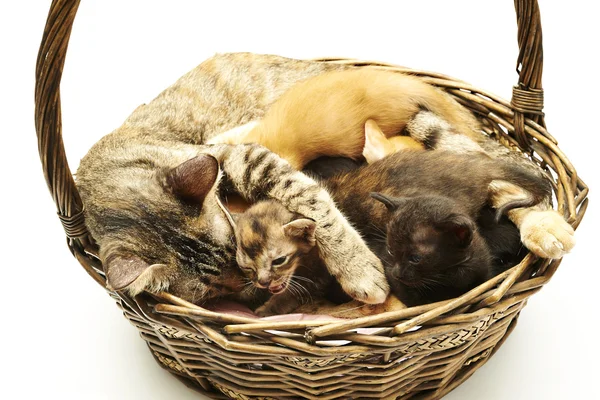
left=80, top=154, right=246, bottom=304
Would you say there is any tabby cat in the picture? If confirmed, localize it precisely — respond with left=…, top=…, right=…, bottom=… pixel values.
left=76, top=53, right=391, bottom=305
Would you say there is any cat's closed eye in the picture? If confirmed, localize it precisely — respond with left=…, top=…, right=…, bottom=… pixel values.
left=271, top=256, right=288, bottom=267
left=239, top=264, right=253, bottom=271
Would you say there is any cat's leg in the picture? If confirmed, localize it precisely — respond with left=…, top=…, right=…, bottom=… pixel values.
left=207, top=143, right=389, bottom=304
left=294, top=294, right=406, bottom=318
left=363, top=119, right=424, bottom=163
left=406, top=111, right=485, bottom=153
left=206, top=121, right=259, bottom=145
left=363, top=119, right=394, bottom=163
left=255, top=290, right=302, bottom=316
left=488, top=180, right=575, bottom=259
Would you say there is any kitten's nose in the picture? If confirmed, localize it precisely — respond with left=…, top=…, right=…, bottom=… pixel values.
left=256, top=278, right=271, bottom=288
left=398, top=267, right=417, bottom=282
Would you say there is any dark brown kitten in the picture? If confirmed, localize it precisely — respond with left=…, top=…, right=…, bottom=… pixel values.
left=322, top=150, right=551, bottom=306
left=304, top=157, right=526, bottom=284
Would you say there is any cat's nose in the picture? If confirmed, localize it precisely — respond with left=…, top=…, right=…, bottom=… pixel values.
left=256, top=278, right=271, bottom=288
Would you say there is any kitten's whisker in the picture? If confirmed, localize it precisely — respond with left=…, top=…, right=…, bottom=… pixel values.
left=290, top=279, right=310, bottom=304
left=369, top=223, right=387, bottom=237
left=293, top=275, right=315, bottom=285
left=288, top=278, right=311, bottom=305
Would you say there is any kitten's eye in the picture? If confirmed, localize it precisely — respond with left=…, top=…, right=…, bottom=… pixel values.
left=239, top=264, right=252, bottom=271
left=271, top=256, right=288, bottom=267
left=387, top=248, right=393, bottom=257
left=408, top=254, right=422, bottom=264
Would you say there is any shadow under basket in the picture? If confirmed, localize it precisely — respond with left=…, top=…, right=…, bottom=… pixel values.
left=34, top=1, right=589, bottom=399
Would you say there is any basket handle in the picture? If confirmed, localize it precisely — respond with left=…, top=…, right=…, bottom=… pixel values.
left=34, top=0, right=546, bottom=251
left=512, top=0, right=545, bottom=148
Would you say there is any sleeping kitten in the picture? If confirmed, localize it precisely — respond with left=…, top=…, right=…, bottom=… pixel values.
left=370, top=193, right=492, bottom=306
left=477, top=206, right=528, bottom=276
left=360, top=119, right=526, bottom=277
left=234, top=200, right=340, bottom=316
left=76, top=53, right=390, bottom=305
left=322, top=150, right=552, bottom=306
left=207, top=68, right=481, bottom=169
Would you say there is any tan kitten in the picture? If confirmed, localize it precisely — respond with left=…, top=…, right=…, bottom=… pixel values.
left=234, top=200, right=334, bottom=316
left=208, top=68, right=480, bottom=169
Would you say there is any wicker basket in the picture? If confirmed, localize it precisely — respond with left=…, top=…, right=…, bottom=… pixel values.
left=34, top=1, right=589, bottom=399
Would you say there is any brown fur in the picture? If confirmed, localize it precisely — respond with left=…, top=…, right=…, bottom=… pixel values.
left=322, top=149, right=552, bottom=306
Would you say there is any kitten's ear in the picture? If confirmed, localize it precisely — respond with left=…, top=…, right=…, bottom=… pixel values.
left=363, top=119, right=390, bottom=163
left=164, top=154, right=219, bottom=204
left=105, top=256, right=171, bottom=295
left=283, top=219, right=317, bottom=246
left=370, top=192, right=408, bottom=211
left=437, top=215, right=474, bottom=248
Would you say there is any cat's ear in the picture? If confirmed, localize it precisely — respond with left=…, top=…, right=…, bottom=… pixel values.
left=105, top=255, right=171, bottom=295
left=164, top=154, right=219, bottom=204
left=283, top=218, right=317, bottom=246
left=437, top=215, right=474, bottom=248
left=370, top=192, right=408, bottom=211
left=363, top=119, right=389, bottom=163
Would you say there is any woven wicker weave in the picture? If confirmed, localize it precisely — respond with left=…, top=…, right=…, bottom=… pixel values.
left=34, top=1, right=589, bottom=399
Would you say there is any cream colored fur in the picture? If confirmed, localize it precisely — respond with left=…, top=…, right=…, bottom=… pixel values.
left=363, top=119, right=423, bottom=163
left=209, top=68, right=481, bottom=169
left=488, top=180, right=575, bottom=259
left=125, top=264, right=171, bottom=296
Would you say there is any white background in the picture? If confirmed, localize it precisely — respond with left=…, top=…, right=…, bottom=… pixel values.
left=1, top=1, right=598, bottom=399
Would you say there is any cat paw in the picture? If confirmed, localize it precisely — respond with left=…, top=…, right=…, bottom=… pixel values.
left=256, top=302, right=294, bottom=317
left=334, top=250, right=389, bottom=305
left=520, top=210, right=575, bottom=259
left=255, top=304, right=275, bottom=317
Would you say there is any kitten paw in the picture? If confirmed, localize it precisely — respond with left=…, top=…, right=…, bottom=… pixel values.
left=256, top=302, right=294, bottom=317
left=520, top=210, right=575, bottom=259
left=255, top=304, right=275, bottom=317
left=334, top=250, right=389, bottom=305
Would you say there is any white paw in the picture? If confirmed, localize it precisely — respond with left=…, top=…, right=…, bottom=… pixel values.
left=520, top=210, right=575, bottom=259
left=334, top=248, right=389, bottom=305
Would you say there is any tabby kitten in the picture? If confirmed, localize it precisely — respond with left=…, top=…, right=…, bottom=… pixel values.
left=76, top=53, right=391, bottom=305
left=322, top=150, right=552, bottom=306
left=234, top=200, right=340, bottom=316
